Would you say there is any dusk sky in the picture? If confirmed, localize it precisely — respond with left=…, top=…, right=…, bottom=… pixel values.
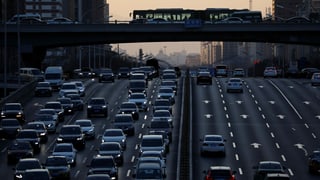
left=107, top=0, right=272, bottom=56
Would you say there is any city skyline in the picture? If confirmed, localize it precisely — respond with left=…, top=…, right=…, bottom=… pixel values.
left=108, top=0, right=272, bottom=56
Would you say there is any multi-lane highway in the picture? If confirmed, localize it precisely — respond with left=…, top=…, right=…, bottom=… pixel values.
left=0, top=72, right=319, bottom=180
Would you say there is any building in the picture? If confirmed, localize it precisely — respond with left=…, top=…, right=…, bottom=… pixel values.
left=185, top=53, right=201, bottom=67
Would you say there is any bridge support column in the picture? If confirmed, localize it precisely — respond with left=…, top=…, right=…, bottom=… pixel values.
left=21, top=46, right=47, bottom=69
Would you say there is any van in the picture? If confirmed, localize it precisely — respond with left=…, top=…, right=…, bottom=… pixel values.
left=44, top=66, right=64, bottom=90
left=19, top=67, right=44, bottom=82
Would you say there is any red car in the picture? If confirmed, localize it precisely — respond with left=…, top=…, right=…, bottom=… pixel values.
left=203, top=166, right=237, bottom=180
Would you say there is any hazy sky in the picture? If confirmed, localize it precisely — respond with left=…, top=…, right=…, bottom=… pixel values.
left=108, top=0, right=272, bottom=56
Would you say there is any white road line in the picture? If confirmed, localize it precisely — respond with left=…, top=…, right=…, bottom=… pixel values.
left=230, top=132, right=234, bottom=137
left=261, top=114, right=266, bottom=119
left=131, top=156, right=135, bottom=163
left=304, top=123, right=309, bottom=128
left=233, top=142, right=236, bottom=148
left=74, top=170, right=80, bottom=179
left=266, top=123, right=270, bottom=128
left=281, top=155, right=286, bottom=161
left=288, top=168, right=294, bottom=176
left=228, top=122, right=231, bottom=128
left=258, top=106, right=262, bottom=111
left=126, top=169, right=131, bottom=177
left=226, top=114, right=229, bottom=119
left=235, top=154, right=239, bottom=160
left=82, top=157, right=87, bottom=164
left=312, top=133, right=317, bottom=139
left=238, top=168, right=243, bottom=175
left=275, top=143, right=280, bottom=149
left=270, top=132, right=275, bottom=138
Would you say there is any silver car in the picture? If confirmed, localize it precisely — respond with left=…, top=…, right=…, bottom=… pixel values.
left=102, top=129, right=127, bottom=150
left=128, top=93, right=148, bottom=112
left=226, top=78, right=243, bottom=93
left=52, top=143, right=77, bottom=166
left=311, top=72, right=320, bottom=86
left=74, top=119, right=95, bottom=139
left=200, top=134, right=226, bottom=156
left=157, top=87, right=175, bottom=105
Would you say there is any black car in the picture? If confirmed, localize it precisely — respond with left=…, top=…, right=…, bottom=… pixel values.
left=99, top=68, right=115, bottom=83
left=66, top=93, right=84, bottom=111
left=117, top=67, right=130, bottom=79
left=14, top=158, right=42, bottom=180
left=44, top=101, right=65, bottom=122
left=78, top=67, right=95, bottom=78
left=25, top=121, right=48, bottom=143
left=0, top=118, right=22, bottom=139
left=0, top=103, right=25, bottom=123
left=7, top=141, right=34, bottom=164
left=300, top=67, right=320, bottom=78
left=34, top=81, right=52, bottom=97
left=56, top=125, right=86, bottom=150
left=97, top=142, right=124, bottom=166
left=118, top=102, right=139, bottom=120
left=308, top=150, right=320, bottom=174
left=197, top=71, right=212, bottom=85
left=87, top=97, right=108, bottom=118
left=57, top=97, right=74, bottom=114
left=16, top=129, right=41, bottom=153
left=44, top=156, right=71, bottom=179
left=149, top=120, right=172, bottom=143
left=87, top=156, right=118, bottom=179
left=113, top=114, right=135, bottom=136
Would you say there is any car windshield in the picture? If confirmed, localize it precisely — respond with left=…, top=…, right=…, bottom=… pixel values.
left=115, top=116, right=132, bottom=122
left=27, top=123, right=45, bottom=130
left=104, top=130, right=123, bottom=136
left=205, top=136, right=223, bottom=141
left=130, top=94, right=145, bottom=99
left=54, top=145, right=72, bottom=152
left=210, top=170, right=231, bottom=177
left=35, top=115, right=54, bottom=121
left=46, top=157, right=68, bottom=166
left=16, top=161, right=41, bottom=170
left=17, top=131, right=37, bottom=138
left=159, top=88, right=173, bottom=93
left=37, top=83, right=50, bottom=87
left=100, top=144, right=120, bottom=151
left=151, top=121, right=170, bottom=128
left=141, top=139, right=163, bottom=147
left=1, top=120, right=20, bottom=126
left=3, top=104, right=21, bottom=110
left=120, top=103, right=136, bottom=109
left=45, top=103, right=61, bottom=109
left=76, top=121, right=92, bottom=127
left=60, top=127, right=81, bottom=135
left=154, top=111, right=170, bottom=117
left=154, top=100, right=169, bottom=106
left=91, top=158, right=114, bottom=167
left=89, top=99, right=105, bottom=105
left=136, top=168, right=161, bottom=178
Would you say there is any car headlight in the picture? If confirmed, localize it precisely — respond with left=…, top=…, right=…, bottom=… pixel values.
left=40, top=132, right=46, bottom=136
left=57, top=137, right=63, bottom=142
left=15, top=174, right=23, bottom=179
left=88, top=105, right=92, bottom=109
left=102, top=105, right=107, bottom=108
left=76, top=137, right=83, bottom=141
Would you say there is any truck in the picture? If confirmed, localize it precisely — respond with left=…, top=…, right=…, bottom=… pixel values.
left=44, top=66, right=64, bottom=90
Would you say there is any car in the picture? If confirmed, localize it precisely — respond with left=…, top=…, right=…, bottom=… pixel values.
left=203, top=166, right=237, bottom=180
left=161, top=73, right=177, bottom=85
left=7, top=141, right=34, bottom=164
left=263, top=173, right=290, bottom=180
left=78, top=67, right=95, bottom=78
left=200, top=134, right=226, bottom=156
left=157, top=87, right=175, bottom=105
left=22, top=169, right=51, bottom=180
left=0, top=118, right=22, bottom=138
left=98, top=68, right=115, bottom=83
left=160, top=80, right=177, bottom=94
left=52, top=143, right=77, bottom=166
left=284, top=67, right=299, bottom=78
left=16, top=129, right=41, bottom=153
left=36, top=108, right=59, bottom=123
left=59, top=82, right=79, bottom=97
left=263, top=67, right=278, bottom=78
left=308, top=150, right=320, bottom=174
left=75, top=119, right=96, bottom=140
left=139, top=150, right=166, bottom=165
left=97, top=142, right=124, bottom=166
left=87, top=156, right=118, bottom=179
left=44, top=101, right=65, bottom=122
left=0, top=102, right=25, bottom=123
left=300, top=67, right=320, bottom=78
left=113, top=114, right=135, bottom=136
left=56, top=125, right=86, bottom=150
left=57, top=97, right=74, bottom=114
left=139, top=135, right=168, bottom=156
left=130, top=73, right=148, bottom=85
left=72, top=81, right=86, bottom=96
left=215, top=16, right=250, bottom=23
left=134, top=157, right=166, bottom=177
left=117, top=67, right=130, bottom=79
left=34, top=113, right=57, bottom=133
left=101, top=129, right=127, bottom=150
left=47, top=17, right=77, bottom=24
left=25, top=121, right=48, bottom=143
left=149, top=120, right=172, bottom=143
left=118, top=102, right=139, bottom=120
left=87, top=97, right=109, bottom=118
left=128, top=93, right=148, bottom=112
left=34, top=81, right=52, bottom=97
left=226, top=78, right=243, bottom=93
left=197, top=71, right=212, bottom=85
left=66, top=93, right=84, bottom=111
left=233, top=68, right=245, bottom=77
left=152, top=110, right=173, bottom=126
left=44, top=155, right=71, bottom=179
left=13, top=158, right=42, bottom=180
left=128, top=80, right=147, bottom=95
left=153, top=99, right=172, bottom=114
left=86, top=174, right=111, bottom=180
left=132, top=162, right=166, bottom=179
left=311, top=72, right=320, bottom=86
left=253, top=161, right=287, bottom=180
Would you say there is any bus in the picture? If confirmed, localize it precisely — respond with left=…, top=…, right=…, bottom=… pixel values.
left=130, top=8, right=254, bottom=24
left=230, top=11, right=262, bottom=23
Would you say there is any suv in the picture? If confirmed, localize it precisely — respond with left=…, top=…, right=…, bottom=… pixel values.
left=1, top=103, right=25, bottom=123
left=118, top=67, right=130, bottom=79
left=139, top=135, right=168, bottom=156
left=113, top=114, right=135, bottom=136
left=16, top=129, right=41, bottom=153
left=56, top=125, right=86, bottom=150
left=308, top=150, right=320, bottom=174
left=87, top=156, right=118, bottom=179
left=87, top=97, right=108, bottom=118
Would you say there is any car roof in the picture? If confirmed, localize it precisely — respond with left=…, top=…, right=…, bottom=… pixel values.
left=209, top=166, right=232, bottom=171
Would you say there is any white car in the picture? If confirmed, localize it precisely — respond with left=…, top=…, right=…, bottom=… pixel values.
left=74, top=119, right=95, bottom=139
left=226, top=78, right=243, bottom=93
left=233, top=68, right=245, bottom=77
left=72, top=81, right=86, bottom=97
left=101, top=129, right=127, bottom=149
left=311, top=72, right=320, bottom=86
left=263, top=67, right=278, bottom=78
left=152, top=110, right=173, bottom=126
left=52, top=143, right=77, bottom=166
left=128, top=93, right=148, bottom=112
left=58, top=82, right=79, bottom=97
left=200, top=134, right=226, bottom=156
left=157, top=87, right=175, bottom=104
